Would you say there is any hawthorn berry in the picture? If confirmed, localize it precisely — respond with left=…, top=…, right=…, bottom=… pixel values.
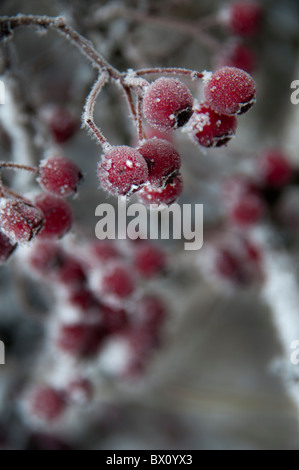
left=137, top=174, right=183, bottom=206
left=258, top=149, right=294, bottom=188
left=223, top=175, right=264, bottom=227
left=138, top=138, right=181, bottom=186
left=100, top=304, right=129, bottom=334
left=186, top=101, right=237, bottom=148
left=133, top=244, right=167, bottom=278
left=28, top=385, right=66, bottom=422
left=215, top=42, right=256, bottom=74
left=89, top=241, right=120, bottom=263
left=142, top=77, right=194, bottom=131
left=0, top=199, right=44, bottom=244
left=35, top=193, right=73, bottom=239
left=28, top=240, right=63, bottom=275
left=44, top=107, right=78, bottom=144
left=0, top=231, right=16, bottom=263
left=56, top=323, right=106, bottom=358
left=227, top=1, right=262, bottom=37
left=38, top=156, right=83, bottom=197
left=98, top=146, right=148, bottom=197
left=100, top=263, right=136, bottom=299
left=56, top=255, right=87, bottom=287
left=204, top=66, right=256, bottom=116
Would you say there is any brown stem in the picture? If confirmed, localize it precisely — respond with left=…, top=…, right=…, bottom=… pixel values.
left=137, top=95, right=145, bottom=142
left=0, top=162, right=39, bottom=174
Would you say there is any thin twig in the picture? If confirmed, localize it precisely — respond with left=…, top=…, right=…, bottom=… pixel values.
left=134, top=67, right=204, bottom=80
left=0, top=162, right=39, bottom=174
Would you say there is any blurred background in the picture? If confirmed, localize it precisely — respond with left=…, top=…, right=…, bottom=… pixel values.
left=1, top=0, right=299, bottom=450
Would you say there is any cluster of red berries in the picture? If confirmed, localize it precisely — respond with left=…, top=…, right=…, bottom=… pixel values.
left=222, top=149, right=295, bottom=228
left=0, top=155, right=82, bottom=263
left=21, top=236, right=169, bottom=424
left=98, top=66, right=256, bottom=204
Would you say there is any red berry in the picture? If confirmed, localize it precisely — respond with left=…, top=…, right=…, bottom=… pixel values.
left=56, top=256, right=87, bottom=287
left=134, top=295, right=167, bottom=331
left=204, top=66, right=256, bottom=116
left=98, top=146, right=148, bottom=197
left=133, top=244, right=167, bottom=278
left=258, top=149, right=294, bottom=188
left=137, top=174, right=183, bottom=206
left=28, top=240, right=63, bottom=274
left=65, top=379, right=93, bottom=404
left=227, top=1, right=262, bottom=37
left=29, top=385, right=66, bottom=422
left=138, top=138, right=181, bottom=185
left=223, top=176, right=264, bottom=226
left=100, top=304, right=129, bottom=334
left=89, top=241, right=120, bottom=263
left=142, top=77, right=194, bottom=131
left=215, top=42, right=256, bottom=74
left=0, top=231, right=16, bottom=263
left=56, top=323, right=106, bottom=358
left=100, top=263, right=136, bottom=299
left=45, top=107, right=78, bottom=144
left=0, top=199, right=44, bottom=244
left=214, top=247, right=248, bottom=285
left=35, top=193, right=73, bottom=239
left=68, top=288, right=97, bottom=312
left=38, top=156, right=82, bottom=197
left=187, top=101, right=237, bottom=148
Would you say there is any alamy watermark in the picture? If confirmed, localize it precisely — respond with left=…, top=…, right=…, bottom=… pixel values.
left=290, top=80, right=299, bottom=105
left=0, top=341, right=5, bottom=365
left=95, top=198, right=203, bottom=250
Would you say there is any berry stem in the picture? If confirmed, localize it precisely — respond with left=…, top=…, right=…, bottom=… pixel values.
left=83, top=72, right=111, bottom=149
left=0, top=162, right=39, bottom=174
left=134, top=67, right=204, bottom=80
left=136, top=95, right=145, bottom=143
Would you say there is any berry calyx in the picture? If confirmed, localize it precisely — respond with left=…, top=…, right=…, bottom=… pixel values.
left=204, top=66, right=256, bottom=116
left=98, top=146, right=148, bottom=197
left=138, top=138, right=181, bottom=185
left=0, top=231, right=16, bottom=263
left=38, top=156, right=83, bottom=197
left=35, top=193, right=73, bottom=239
left=142, top=77, right=194, bottom=131
left=186, top=101, right=237, bottom=148
left=137, top=174, right=183, bottom=206
left=258, top=149, right=294, bottom=188
left=0, top=199, right=44, bottom=244
left=227, top=1, right=262, bottom=37
left=28, top=385, right=66, bottom=422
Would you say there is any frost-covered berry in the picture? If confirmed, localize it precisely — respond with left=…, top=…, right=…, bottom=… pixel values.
left=100, top=304, right=129, bottom=334
left=28, top=385, right=66, bottom=422
left=204, top=66, right=256, bottom=116
left=227, top=1, right=262, bottom=37
left=137, top=174, right=183, bottom=206
left=215, top=43, right=256, bottom=74
left=133, top=244, right=167, bottom=278
left=35, top=194, right=73, bottom=239
left=100, top=264, right=136, bottom=299
left=98, top=146, right=148, bottom=197
left=258, top=149, right=294, bottom=188
left=56, top=323, right=106, bottom=358
left=89, top=241, right=120, bottom=263
left=223, top=175, right=264, bottom=227
left=187, top=101, right=237, bottom=148
left=56, top=256, right=87, bottom=287
left=142, top=77, right=194, bottom=131
left=45, top=107, right=78, bottom=144
left=138, top=138, right=181, bottom=185
left=0, top=231, right=16, bottom=263
left=38, top=156, right=82, bottom=197
left=28, top=240, right=62, bottom=275
left=0, top=199, right=44, bottom=244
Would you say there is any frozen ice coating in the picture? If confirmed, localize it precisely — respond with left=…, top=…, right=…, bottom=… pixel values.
left=138, top=138, right=181, bottom=185
left=204, top=66, right=256, bottom=116
left=97, top=146, right=148, bottom=196
left=142, top=77, right=194, bottom=131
